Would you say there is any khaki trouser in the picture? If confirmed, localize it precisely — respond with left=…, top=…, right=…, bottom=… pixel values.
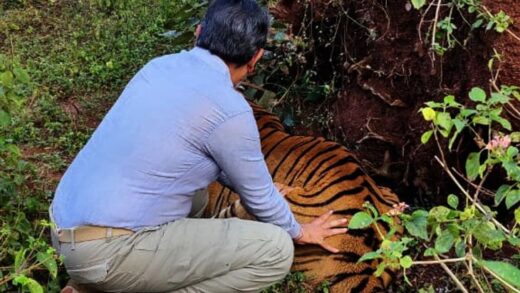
left=51, top=190, right=294, bottom=292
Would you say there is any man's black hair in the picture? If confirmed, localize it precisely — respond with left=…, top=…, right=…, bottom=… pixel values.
left=196, top=0, right=270, bottom=66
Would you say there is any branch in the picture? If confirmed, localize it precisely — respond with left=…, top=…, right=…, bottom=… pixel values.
left=434, top=254, right=469, bottom=293
left=413, top=257, right=466, bottom=265
left=434, top=156, right=511, bottom=235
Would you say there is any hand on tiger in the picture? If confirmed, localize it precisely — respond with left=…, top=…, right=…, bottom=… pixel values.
left=274, top=182, right=294, bottom=197
left=294, top=210, right=348, bottom=253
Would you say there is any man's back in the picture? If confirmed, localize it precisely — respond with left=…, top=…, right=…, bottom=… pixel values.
left=51, top=47, right=250, bottom=230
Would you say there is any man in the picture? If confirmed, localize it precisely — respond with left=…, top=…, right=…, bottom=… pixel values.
left=50, top=0, right=347, bottom=292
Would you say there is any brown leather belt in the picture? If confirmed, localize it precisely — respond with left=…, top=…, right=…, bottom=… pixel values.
left=57, top=226, right=134, bottom=243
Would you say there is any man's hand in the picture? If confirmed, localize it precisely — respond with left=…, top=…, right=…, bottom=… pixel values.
left=294, top=210, right=348, bottom=253
left=274, top=182, right=294, bottom=197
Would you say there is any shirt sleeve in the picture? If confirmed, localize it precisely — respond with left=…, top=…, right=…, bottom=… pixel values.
left=205, top=111, right=302, bottom=238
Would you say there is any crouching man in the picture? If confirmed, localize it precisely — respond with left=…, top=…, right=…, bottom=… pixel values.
left=50, top=0, right=347, bottom=292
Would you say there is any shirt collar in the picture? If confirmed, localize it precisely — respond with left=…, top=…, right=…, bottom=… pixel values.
left=189, top=47, right=233, bottom=87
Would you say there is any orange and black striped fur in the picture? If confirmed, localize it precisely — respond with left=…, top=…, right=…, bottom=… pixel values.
left=204, top=101, right=400, bottom=292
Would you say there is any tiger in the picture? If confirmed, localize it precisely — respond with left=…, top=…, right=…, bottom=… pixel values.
left=204, top=100, right=401, bottom=292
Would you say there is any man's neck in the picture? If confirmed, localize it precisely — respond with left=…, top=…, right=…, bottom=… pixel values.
left=227, top=63, right=247, bottom=86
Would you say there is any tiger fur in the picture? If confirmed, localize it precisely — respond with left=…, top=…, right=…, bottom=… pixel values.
left=204, top=101, right=401, bottom=292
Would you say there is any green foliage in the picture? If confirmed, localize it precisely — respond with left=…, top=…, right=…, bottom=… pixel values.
left=0, top=0, right=207, bottom=290
left=412, top=0, right=513, bottom=56
left=354, top=76, right=520, bottom=291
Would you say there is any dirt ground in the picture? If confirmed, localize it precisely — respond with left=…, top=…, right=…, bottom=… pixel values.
left=271, top=0, right=520, bottom=205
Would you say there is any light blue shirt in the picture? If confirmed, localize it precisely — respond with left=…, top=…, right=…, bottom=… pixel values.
left=51, top=47, right=301, bottom=238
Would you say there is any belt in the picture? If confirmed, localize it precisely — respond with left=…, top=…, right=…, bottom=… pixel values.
left=57, top=226, right=134, bottom=243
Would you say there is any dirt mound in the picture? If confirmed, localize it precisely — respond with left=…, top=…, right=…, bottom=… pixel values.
left=271, top=0, right=520, bottom=202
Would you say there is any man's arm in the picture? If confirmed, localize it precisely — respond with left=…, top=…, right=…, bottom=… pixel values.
left=204, top=111, right=302, bottom=238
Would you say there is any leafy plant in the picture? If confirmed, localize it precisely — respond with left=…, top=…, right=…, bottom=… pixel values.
left=350, top=63, right=520, bottom=291
left=412, top=0, right=515, bottom=57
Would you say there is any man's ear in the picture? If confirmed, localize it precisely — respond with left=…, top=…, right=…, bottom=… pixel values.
left=195, top=25, right=202, bottom=39
left=247, top=48, right=264, bottom=73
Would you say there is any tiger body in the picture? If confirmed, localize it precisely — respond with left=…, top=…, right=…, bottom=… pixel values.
left=204, top=102, right=400, bottom=292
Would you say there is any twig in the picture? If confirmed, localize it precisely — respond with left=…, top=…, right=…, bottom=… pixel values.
left=413, top=257, right=466, bottom=265
left=451, top=168, right=495, bottom=197
left=418, top=0, right=436, bottom=45
left=434, top=156, right=511, bottom=235
left=464, top=259, right=485, bottom=293
left=434, top=254, right=469, bottom=293
left=430, top=0, right=443, bottom=61
left=240, top=81, right=268, bottom=92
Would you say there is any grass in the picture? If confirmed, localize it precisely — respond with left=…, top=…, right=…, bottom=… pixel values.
left=0, top=1, right=323, bottom=291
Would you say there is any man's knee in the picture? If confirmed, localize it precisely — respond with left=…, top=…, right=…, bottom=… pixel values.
left=268, top=226, right=295, bottom=275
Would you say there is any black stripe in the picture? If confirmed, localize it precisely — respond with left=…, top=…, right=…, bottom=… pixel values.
left=333, top=208, right=363, bottom=216
left=362, top=181, right=399, bottom=206
left=271, top=137, right=318, bottom=179
left=316, top=156, right=359, bottom=178
left=285, top=188, right=366, bottom=207
left=259, top=128, right=278, bottom=141
left=351, top=276, right=370, bottom=293
left=327, top=267, right=374, bottom=287
left=300, top=168, right=365, bottom=197
left=293, top=257, right=321, bottom=266
left=332, top=251, right=362, bottom=263
left=229, top=200, right=237, bottom=217
left=282, top=139, right=323, bottom=181
left=264, top=135, right=292, bottom=159
left=288, top=144, right=343, bottom=185
left=259, top=121, right=284, bottom=132
left=213, top=187, right=227, bottom=216
left=294, top=249, right=328, bottom=258
left=302, top=155, right=337, bottom=187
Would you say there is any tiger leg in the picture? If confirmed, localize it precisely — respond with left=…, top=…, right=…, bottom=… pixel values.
left=214, top=199, right=256, bottom=221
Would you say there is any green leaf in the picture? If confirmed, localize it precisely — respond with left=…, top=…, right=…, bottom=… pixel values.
left=404, top=210, right=429, bottom=240
left=447, top=194, right=459, bottom=209
left=424, top=247, right=436, bottom=257
left=465, top=152, right=481, bottom=180
left=452, top=118, right=465, bottom=132
left=506, top=189, right=520, bottom=209
left=36, top=252, right=58, bottom=278
left=400, top=255, right=413, bottom=269
left=455, top=240, right=466, bottom=258
left=493, top=116, right=512, bottom=130
left=411, top=0, right=426, bottom=9
left=421, top=107, right=436, bottom=121
left=374, top=262, right=386, bottom=277
left=472, top=116, right=490, bottom=125
left=0, top=71, right=14, bottom=88
left=429, top=206, right=452, bottom=222
left=13, top=67, right=30, bottom=84
left=14, top=248, right=26, bottom=270
left=435, top=112, right=453, bottom=135
left=0, top=110, right=11, bottom=128
left=13, top=275, right=44, bottom=293
left=469, top=87, right=486, bottom=102
left=461, top=108, right=477, bottom=117
left=515, top=207, right=520, bottom=223
left=358, top=251, right=381, bottom=263
left=474, top=222, right=506, bottom=249
left=509, top=236, right=520, bottom=247
left=421, top=130, right=433, bottom=144
left=348, top=212, right=373, bottom=229
left=481, top=260, right=520, bottom=289
left=489, top=92, right=509, bottom=104
left=435, top=230, right=455, bottom=253
left=495, top=184, right=512, bottom=206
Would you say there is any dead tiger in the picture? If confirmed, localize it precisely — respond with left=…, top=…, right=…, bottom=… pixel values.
left=204, top=101, right=400, bottom=292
